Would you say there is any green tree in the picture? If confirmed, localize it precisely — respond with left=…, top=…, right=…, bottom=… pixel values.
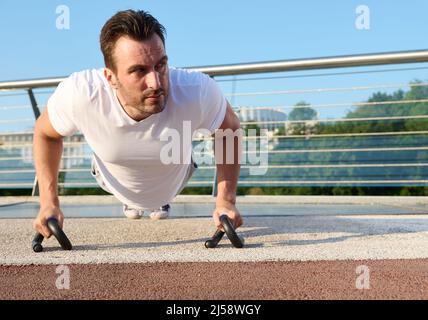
left=287, top=101, right=318, bottom=135
left=288, top=101, right=318, bottom=121
left=243, top=122, right=262, bottom=136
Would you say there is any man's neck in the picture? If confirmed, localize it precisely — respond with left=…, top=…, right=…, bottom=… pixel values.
left=116, top=90, right=151, bottom=122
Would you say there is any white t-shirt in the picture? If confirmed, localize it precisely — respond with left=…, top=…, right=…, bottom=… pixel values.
left=47, top=67, right=227, bottom=209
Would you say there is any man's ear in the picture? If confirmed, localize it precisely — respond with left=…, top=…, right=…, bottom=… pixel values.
left=104, top=68, right=119, bottom=89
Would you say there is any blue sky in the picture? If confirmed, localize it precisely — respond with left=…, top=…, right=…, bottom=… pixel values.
left=1, top=0, right=427, bottom=79
left=0, top=0, right=427, bottom=131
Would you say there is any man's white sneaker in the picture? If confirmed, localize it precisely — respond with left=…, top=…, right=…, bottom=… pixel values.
left=149, top=204, right=170, bottom=220
left=122, top=204, right=144, bottom=219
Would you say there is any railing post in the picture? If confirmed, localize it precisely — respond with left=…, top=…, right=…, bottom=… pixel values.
left=212, top=167, right=218, bottom=197
left=211, top=74, right=219, bottom=198
left=28, top=88, right=41, bottom=196
left=28, top=89, right=41, bottom=119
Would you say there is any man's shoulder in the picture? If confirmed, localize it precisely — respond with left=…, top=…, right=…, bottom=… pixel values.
left=169, top=67, right=209, bottom=87
left=61, top=68, right=108, bottom=99
left=66, top=68, right=106, bottom=87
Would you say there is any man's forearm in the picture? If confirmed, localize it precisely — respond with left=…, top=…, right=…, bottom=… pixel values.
left=215, top=133, right=241, bottom=205
left=33, top=130, right=63, bottom=207
left=216, top=162, right=240, bottom=204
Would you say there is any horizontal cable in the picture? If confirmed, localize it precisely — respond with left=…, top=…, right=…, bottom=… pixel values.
left=237, top=98, right=428, bottom=111
left=1, top=145, right=427, bottom=161
left=195, top=130, right=428, bottom=140
left=225, top=82, right=428, bottom=97
left=0, top=170, right=35, bottom=174
left=0, top=157, right=33, bottom=161
left=195, top=146, right=428, bottom=156
left=0, top=155, right=91, bottom=161
left=0, top=91, right=28, bottom=97
left=0, top=168, right=91, bottom=174
left=269, top=131, right=428, bottom=139
left=195, top=163, right=428, bottom=170
left=0, top=182, right=105, bottom=187
left=202, top=180, right=427, bottom=185
left=57, top=182, right=98, bottom=187
left=2, top=130, right=428, bottom=147
left=186, top=180, right=428, bottom=185
left=0, top=183, right=34, bottom=187
left=0, top=98, right=425, bottom=113
left=216, top=66, right=428, bottom=82
left=241, top=114, right=428, bottom=125
left=0, top=130, right=36, bottom=135
left=0, top=142, right=87, bottom=148
left=248, top=146, right=428, bottom=154
left=1, top=180, right=427, bottom=188
left=3, top=163, right=428, bottom=174
left=0, top=118, right=33, bottom=124
left=235, top=180, right=428, bottom=184
left=0, top=105, right=31, bottom=111
left=1, top=145, right=427, bottom=162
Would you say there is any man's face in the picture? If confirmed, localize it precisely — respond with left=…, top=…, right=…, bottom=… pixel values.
left=105, top=34, right=169, bottom=120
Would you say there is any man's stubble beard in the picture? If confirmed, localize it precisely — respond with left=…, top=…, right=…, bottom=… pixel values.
left=117, top=81, right=169, bottom=118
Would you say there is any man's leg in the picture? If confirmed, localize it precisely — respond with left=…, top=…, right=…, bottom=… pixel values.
left=149, top=159, right=198, bottom=220
left=90, top=157, right=143, bottom=219
left=90, top=157, right=113, bottom=194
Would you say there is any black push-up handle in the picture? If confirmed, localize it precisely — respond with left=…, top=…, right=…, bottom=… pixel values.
left=220, top=215, right=244, bottom=248
left=32, top=217, right=72, bottom=252
left=205, top=229, right=225, bottom=248
left=205, top=214, right=244, bottom=249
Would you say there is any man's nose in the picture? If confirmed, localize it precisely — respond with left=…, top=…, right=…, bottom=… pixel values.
left=145, top=70, right=161, bottom=90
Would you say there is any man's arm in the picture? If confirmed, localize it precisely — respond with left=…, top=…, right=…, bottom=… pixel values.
left=212, top=102, right=243, bottom=229
left=32, top=107, right=65, bottom=237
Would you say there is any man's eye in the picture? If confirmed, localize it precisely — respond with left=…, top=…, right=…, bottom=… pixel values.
left=132, top=68, right=146, bottom=74
left=156, top=63, right=166, bottom=71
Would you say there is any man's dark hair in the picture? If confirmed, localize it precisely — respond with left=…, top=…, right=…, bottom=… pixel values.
left=100, top=9, right=166, bottom=72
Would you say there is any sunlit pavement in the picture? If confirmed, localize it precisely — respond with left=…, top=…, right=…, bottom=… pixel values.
left=1, top=196, right=427, bottom=265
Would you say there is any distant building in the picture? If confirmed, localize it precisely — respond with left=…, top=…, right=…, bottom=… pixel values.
left=0, top=132, right=86, bottom=168
left=236, top=107, right=287, bottom=132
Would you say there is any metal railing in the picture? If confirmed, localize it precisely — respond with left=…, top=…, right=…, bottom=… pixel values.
left=1, top=50, right=428, bottom=90
left=1, top=49, right=428, bottom=195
